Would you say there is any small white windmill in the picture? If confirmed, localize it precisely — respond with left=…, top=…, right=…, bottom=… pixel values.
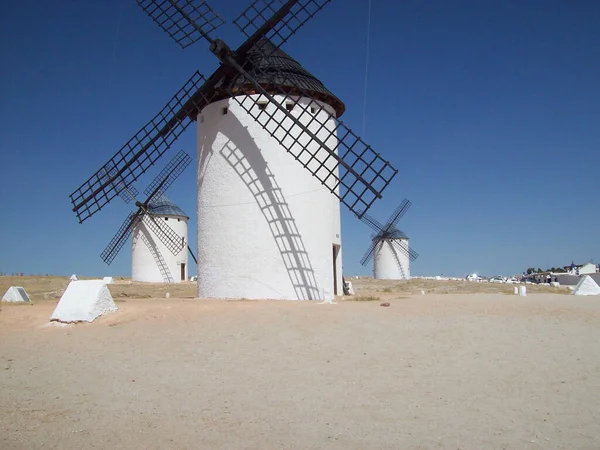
left=100, top=151, right=196, bottom=283
left=358, top=199, right=418, bottom=280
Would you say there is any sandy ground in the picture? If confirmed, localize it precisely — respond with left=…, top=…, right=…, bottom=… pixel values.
left=1, top=277, right=599, bottom=449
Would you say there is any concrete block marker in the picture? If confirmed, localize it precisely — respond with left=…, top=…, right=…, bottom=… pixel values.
left=2, top=286, right=31, bottom=303
left=50, top=280, right=117, bottom=323
left=572, top=276, right=600, bottom=296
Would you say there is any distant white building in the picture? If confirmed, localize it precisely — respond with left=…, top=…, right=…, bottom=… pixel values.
left=567, top=262, right=598, bottom=276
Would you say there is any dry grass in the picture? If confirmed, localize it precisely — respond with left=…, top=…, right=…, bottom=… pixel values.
left=0, top=276, right=70, bottom=302
left=0, top=276, right=198, bottom=303
left=349, top=277, right=570, bottom=296
left=0, top=275, right=569, bottom=307
left=345, top=295, right=380, bottom=302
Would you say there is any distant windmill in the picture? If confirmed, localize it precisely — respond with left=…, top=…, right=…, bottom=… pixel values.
left=69, top=1, right=399, bottom=301
left=100, top=150, right=196, bottom=283
left=358, top=199, right=419, bottom=280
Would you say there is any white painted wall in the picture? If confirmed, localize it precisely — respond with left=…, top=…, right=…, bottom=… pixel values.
left=373, top=239, right=411, bottom=280
left=568, top=263, right=598, bottom=275
left=579, top=263, right=598, bottom=275
left=196, top=95, right=342, bottom=300
left=131, top=214, right=189, bottom=283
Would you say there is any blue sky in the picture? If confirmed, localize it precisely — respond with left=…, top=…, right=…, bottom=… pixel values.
left=1, top=0, right=598, bottom=278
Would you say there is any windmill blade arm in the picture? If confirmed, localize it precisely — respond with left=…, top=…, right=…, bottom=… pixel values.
left=360, top=240, right=378, bottom=266
left=100, top=161, right=139, bottom=204
left=356, top=211, right=386, bottom=234
left=220, top=55, right=398, bottom=217
left=234, top=0, right=331, bottom=54
left=136, top=0, right=225, bottom=49
left=100, top=211, right=143, bottom=265
left=391, top=239, right=419, bottom=262
left=386, top=198, right=411, bottom=231
left=69, top=70, right=208, bottom=224
left=187, top=245, right=197, bottom=264
left=143, top=150, right=193, bottom=202
left=142, top=214, right=185, bottom=256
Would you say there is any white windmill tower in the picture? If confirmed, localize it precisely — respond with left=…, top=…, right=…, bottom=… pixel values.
left=100, top=151, right=197, bottom=283
left=69, top=2, right=399, bottom=300
left=131, top=193, right=189, bottom=283
left=196, top=40, right=350, bottom=301
left=359, top=199, right=419, bottom=280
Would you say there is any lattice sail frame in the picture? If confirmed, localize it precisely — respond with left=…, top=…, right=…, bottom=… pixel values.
left=141, top=214, right=186, bottom=255
left=101, top=211, right=143, bottom=265
left=144, top=150, right=193, bottom=202
left=227, top=94, right=396, bottom=215
left=137, top=0, right=225, bottom=48
left=234, top=0, right=332, bottom=50
left=100, top=161, right=139, bottom=204
left=391, top=239, right=419, bottom=261
left=386, top=199, right=411, bottom=231
left=216, top=43, right=397, bottom=215
left=359, top=239, right=378, bottom=266
left=70, top=72, right=208, bottom=223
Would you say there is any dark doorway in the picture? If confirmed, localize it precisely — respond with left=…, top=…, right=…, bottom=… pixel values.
left=332, top=244, right=341, bottom=295
left=180, top=263, right=186, bottom=281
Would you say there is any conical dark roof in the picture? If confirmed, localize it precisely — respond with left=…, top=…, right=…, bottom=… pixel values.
left=373, top=228, right=408, bottom=241
left=213, top=39, right=345, bottom=117
left=148, top=193, right=188, bottom=218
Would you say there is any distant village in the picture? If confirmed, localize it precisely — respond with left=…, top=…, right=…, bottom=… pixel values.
left=462, top=261, right=599, bottom=286
left=524, top=261, right=599, bottom=277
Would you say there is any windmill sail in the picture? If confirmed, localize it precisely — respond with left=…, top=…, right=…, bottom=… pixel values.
left=101, top=211, right=143, bottom=265
left=136, top=0, right=225, bottom=48
left=216, top=39, right=398, bottom=217
left=70, top=72, right=208, bottom=223
left=234, top=0, right=332, bottom=53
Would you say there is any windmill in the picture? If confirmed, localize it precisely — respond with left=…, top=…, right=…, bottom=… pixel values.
left=358, top=199, right=419, bottom=280
left=100, top=150, right=196, bottom=283
left=69, top=1, right=400, bottom=301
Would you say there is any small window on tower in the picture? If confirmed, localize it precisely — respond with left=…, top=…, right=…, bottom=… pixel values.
left=286, top=102, right=295, bottom=111
left=221, top=107, right=228, bottom=115
left=310, top=105, right=318, bottom=114
left=258, top=102, right=267, bottom=111
left=165, top=217, right=168, bottom=221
